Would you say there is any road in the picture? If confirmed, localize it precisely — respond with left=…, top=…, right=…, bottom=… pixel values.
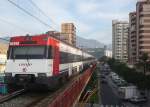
left=98, top=64, right=150, bottom=107
left=100, top=77, right=122, bottom=106
left=97, top=64, right=122, bottom=106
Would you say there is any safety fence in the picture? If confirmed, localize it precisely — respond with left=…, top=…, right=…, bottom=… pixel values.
left=49, top=64, right=96, bottom=107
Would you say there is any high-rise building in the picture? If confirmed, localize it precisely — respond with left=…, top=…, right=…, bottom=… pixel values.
left=61, top=23, right=76, bottom=46
left=112, top=20, right=129, bottom=62
left=129, top=12, right=137, bottom=64
left=105, top=50, right=112, bottom=58
left=136, top=0, right=150, bottom=60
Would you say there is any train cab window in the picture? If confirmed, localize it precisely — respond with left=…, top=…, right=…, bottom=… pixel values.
left=9, top=46, right=47, bottom=59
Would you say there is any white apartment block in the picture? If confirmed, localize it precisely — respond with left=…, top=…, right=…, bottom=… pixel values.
left=105, top=50, right=112, bottom=58
left=112, top=20, right=129, bottom=62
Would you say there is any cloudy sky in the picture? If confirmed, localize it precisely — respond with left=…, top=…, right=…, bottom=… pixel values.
left=0, top=0, right=137, bottom=44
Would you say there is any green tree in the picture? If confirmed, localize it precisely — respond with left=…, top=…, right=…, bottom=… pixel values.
left=139, top=53, right=149, bottom=75
left=98, top=56, right=108, bottom=63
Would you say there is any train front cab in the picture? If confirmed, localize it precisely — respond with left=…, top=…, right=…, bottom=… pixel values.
left=5, top=36, right=62, bottom=89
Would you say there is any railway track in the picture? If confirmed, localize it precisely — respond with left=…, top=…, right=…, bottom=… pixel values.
left=0, top=82, right=70, bottom=107
left=0, top=84, right=66, bottom=107
left=0, top=91, right=50, bottom=107
left=0, top=89, right=25, bottom=103
left=0, top=74, right=83, bottom=107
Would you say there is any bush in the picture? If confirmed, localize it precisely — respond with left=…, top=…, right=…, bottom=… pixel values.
left=108, top=59, right=150, bottom=90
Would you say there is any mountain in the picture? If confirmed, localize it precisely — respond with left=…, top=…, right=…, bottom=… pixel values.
left=83, top=48, right=105, bottom=59
left=0, top=37, right=9, bottom=44
left=76, top=36, right=105, bottom=48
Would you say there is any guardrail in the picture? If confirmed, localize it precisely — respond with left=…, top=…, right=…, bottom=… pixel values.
left=49, top=64, right=96, bottom=107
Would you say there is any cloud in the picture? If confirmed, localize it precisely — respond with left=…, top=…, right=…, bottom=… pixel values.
left=76, top=0, right=136, bottom=20
left=76, top=2, right=100, bottom=14
left=0, top=0, right=137, bottom=44
left=32, top=0, right=93, bottom=35
left=87, top=30, right=112, bottom=44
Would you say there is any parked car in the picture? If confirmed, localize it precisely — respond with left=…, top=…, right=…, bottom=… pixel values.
left=110, top=72, right=118, bottom=79
left=101, top=79, right=107, bottom=84
left=115, top=78, right=128, bottom=87
left=116, top=81, right=123, bottom=87
left=103, top=71, right=110, bottom=75
left=100, top=74, right=105, bottom=79
left=129, top=96, right=147, bottom=103
left=112, top=77, right=120, bottom=83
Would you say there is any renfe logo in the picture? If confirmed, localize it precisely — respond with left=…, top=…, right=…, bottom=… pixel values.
left=19, top=63, right=32, bottom=67
left=22, top=68, right=27, bottom=72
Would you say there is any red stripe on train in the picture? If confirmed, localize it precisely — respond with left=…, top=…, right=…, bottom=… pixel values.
left=48, top=38, right=60, bottom=76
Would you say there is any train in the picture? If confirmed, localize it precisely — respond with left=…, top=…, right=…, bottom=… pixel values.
left=4, top=33, right=95, bottom=90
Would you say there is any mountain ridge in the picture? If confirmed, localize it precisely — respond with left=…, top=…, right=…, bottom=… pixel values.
left=76, top=36, right=105, bottom=48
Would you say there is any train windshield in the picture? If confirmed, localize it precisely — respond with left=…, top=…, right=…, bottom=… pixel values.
left=8, top=46, right=49, bottom=59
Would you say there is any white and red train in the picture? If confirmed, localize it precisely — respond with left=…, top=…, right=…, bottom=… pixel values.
left=5, top=33, right=95, bottom=89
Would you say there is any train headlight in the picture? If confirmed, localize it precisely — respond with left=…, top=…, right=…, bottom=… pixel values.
left=5, top=73, right=12, bottom=77
left=38, top=73, right=46, bottom=77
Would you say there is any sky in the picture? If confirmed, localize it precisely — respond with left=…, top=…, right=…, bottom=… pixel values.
left=0, top=0, right=138, bottom=44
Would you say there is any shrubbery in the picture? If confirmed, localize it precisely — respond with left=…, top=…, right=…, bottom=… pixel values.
left=108, top=58, right=150, bottom=90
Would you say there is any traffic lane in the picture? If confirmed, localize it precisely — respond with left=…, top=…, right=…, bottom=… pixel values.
left=100, top=82, right=122, bottom=106
left=105, top=73, right=148, bottom=107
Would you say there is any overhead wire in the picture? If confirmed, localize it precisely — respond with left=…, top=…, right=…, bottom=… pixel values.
left=0, top=18, right=31, bottom=33
left=7, top=0, right=80, bottom=45
left=28, top=0, right=59, bottom=29
left=7, top=0, right=56, bottom=30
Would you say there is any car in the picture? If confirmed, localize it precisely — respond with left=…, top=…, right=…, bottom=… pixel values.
left=112, top=77, right=120, bottom=83
left=115, top=79, right=128, bottom=86
left=101, top=79, right=107, bottom=84
left=116, top=81, right=122, bottom=87
left=101, top=80, right=107, bottom=84
left=103, top=71, right=110, bottom=75
left=120, top=80, right=128, bottom=86
left=111, top=73, right=118, bottom=79
left=130, top=96, right=147, bottom=103
left=100, top=74, right=105, bottom=79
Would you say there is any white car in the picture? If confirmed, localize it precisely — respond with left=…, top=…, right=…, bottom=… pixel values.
left=130, top=96, right=147, bottom=103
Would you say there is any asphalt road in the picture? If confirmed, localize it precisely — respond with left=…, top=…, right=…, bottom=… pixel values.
left=98, top=66, right=150, bottom=107
left=100, top=80, right=122, bottom=106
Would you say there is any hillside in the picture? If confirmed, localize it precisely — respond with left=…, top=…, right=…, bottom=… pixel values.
left=76, top=36, right=105, bottom=48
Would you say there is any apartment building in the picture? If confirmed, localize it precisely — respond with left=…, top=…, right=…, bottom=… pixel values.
left=61, top=23, right=76, bottom=46
left=105, top=50, right=112, bottom=58
left=112, top=20, right=129, bottom=62
left=47, top=23, right=76, bottom=46
left=136, top=0, right=150, bottom=60
left=129, top=12, right=137, bottom=64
